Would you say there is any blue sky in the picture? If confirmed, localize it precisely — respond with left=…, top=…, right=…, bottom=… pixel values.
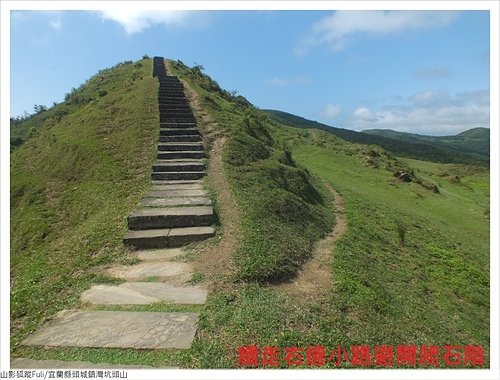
left=9, top=8, right=491, bottom=135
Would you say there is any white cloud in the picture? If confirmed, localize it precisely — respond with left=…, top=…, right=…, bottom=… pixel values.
left=265, top=76, right=312, bottom=87
left=413, top=66, right=451, bottom=80
left=322, top=104, right=342, bottom=118
left=295, top=10, right=460, bottom=54
left=348, top=89, right=489, bottom=135
left=97, top=10, right=196, bottom=35
left=49, top=19, right=62, bottom=31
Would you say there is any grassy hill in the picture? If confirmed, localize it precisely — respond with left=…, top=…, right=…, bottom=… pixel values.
left=11, top=58, right=489, bottom=368
left=263, top=109, right=489, bottom=166
left=363, top=127, right=489, bottom=159
left=11, top=58, right=159, bottom=348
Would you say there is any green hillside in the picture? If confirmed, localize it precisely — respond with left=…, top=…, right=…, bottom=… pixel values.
left=11, top=58, right=159, bottom=348
left=363, top=127, right=489, bottom=159
left=263, top=109, right=489, bottom=166
left=11, top=59, right=489, bottom=368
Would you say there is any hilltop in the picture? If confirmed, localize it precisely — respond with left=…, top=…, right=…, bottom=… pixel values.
left=263, top=109, right=489, bottom=166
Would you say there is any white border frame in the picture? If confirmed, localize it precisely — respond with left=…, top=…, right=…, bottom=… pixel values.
left=1, top=2, right=498, bottom=380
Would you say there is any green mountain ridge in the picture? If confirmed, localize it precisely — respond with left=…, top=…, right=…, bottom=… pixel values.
left=263, top=109, right=489, bottom=166
left=362, top=127, right=489, bottom=158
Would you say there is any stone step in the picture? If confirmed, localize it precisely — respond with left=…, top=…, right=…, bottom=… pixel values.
left=108, top=261, right=193, bottom=282
left=21, top=310, right=198, bottom=349
left=139, top=197, right=211, bottom=207
left=160, top=117, right=197, bottom=124
left=81, top=282, right=207, bottom=305
left=123, top=226, right=215, bottom=249
left=159, top=134, right=201, bottom=142
left=157, top=151, right=205, bottom=160
left=151, top=171, right=205, bottom=181
left=150, top=183, right=204, bottom=191
left=151, top=179, right=203, bottom=186
left=153, top=161, right=204, bottom=172
left=137, top=248, right=184, bottom=261
left=160, top=122, right=197, bottom=129
left=158, top=143, right=203, bottom=151
left=145, top=189, right=208, bottom=197
left=159, top=112, right=194, bottom=118
left=11, top=358, right=159, bottom=369
left=160, top=128, right=199, bottom=136
left=158, top=104, right=191, bottom=109
left=158, top=99, right=189, bottom=104
left=128, top=206, right=214, bottom=229
left=159, top=109, right=193, bottom=115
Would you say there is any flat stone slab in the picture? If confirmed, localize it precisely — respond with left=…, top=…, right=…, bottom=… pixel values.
left=145, top=189, right=208, bottom=198
left=151, top=180, right=203, bottom=185
left=150, top=183, right=204, bottom=191
left=140, top=197, right=212, bottom=207
left=11, top=358, right=159, bottom=369
left=81, top=282, right=207, bottom=305
left=21, top=310, right=198, bottom=349
left=108, top=261, right=193, bottom=283
left=137, top=248, right=184, bottom=261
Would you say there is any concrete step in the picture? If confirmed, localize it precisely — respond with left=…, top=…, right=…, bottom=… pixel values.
left=127, top=206, right=214, bottom=229
left=21, top=310, right=198, bottom=349
left=160, top=128, right=199, bottom=136
left=123, top=226, right=215, bottom=249
left=157, top=151, right=205, bottom=160
left=81, top=282, right=207, bottom=305
left=158, top=143, right=203, bottom=151
left=153, top=160, right=204, bottom=172
left=151, top=171, right=205, bottom=181
left=139, top=197, right=211, bottom=207
left=159, top=135, right=201, bottom=142
left=145, top=189, right=208, bottom=197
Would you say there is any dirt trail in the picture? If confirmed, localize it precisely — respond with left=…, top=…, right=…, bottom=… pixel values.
left=170, top=63, right=239, bottom=290
left=275, top=186, right=347, bottom=301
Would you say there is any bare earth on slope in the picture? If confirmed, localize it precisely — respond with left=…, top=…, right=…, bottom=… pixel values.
left=274, top=186, right=346, bottom=302
left=170, top=63, right=239, bottom=290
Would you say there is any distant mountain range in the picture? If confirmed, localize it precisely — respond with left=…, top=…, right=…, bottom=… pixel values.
left=263, top=109, right=489, bottom=166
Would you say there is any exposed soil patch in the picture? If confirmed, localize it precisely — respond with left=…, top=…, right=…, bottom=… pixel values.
left=274, top=185, right=346, bottom=302
left=171, top=64, right=239, bottom=291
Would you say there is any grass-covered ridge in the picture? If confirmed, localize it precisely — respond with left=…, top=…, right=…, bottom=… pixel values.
left=168, top=60, right=335, bottom=281
left=10, top=58, right=158, bottom=349
left=264, top=109, right=489, bottom=166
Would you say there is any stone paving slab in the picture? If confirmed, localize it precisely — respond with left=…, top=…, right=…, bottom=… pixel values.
left=137, top=248, right=184, bottom=261
left=21, top=310, right=198, bottom=349
left=81, top=282, right=207, bottom=305
left=150, top=183, right=204, bottom=191
left=150, top=180, right=203, bottom=185
left=11, top=358, right=160, bottom=369
left=108, top=261, right=193, bottom=283
left=145, top=189, right=208, bottom=198
left=139, top=197, right=212, bottom=207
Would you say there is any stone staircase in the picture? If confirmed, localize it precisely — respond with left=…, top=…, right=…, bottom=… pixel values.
left=16, top=57, right=213, bottom=367
left=123, top=56, right=215, bottom=249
